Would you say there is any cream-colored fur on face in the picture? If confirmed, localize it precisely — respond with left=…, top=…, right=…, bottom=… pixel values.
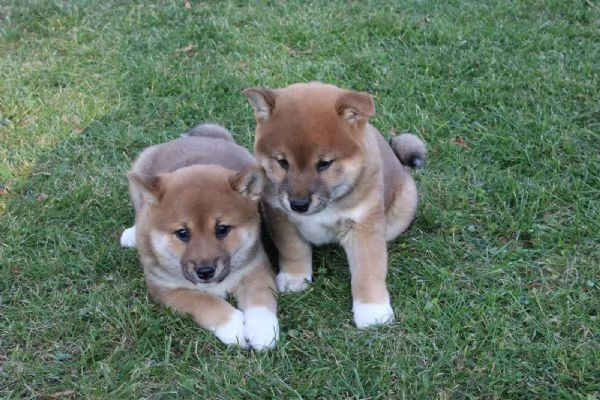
left=122, top=124, right=278, bottom=350
left=242, top=83, right=426, bottom=329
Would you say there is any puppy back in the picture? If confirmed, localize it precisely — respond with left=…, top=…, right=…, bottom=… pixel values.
left=184, top=123, right=234, bottom=142
left=131, top=125, right=255, bottom=177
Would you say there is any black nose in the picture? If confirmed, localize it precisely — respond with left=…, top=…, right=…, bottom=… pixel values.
left=195, top=265, right=216, bottom=280
left=289, top=198, right=310, bottom=213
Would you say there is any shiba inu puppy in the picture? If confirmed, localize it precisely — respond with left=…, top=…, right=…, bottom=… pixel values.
left=120, top=124, right=279, bottom=350
left=242, top=83, right=426, bottom=329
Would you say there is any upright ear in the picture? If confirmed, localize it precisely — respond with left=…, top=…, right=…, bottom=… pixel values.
left=229, top=166, right=266, bottom=202
left=241, top=87, right=277, bottom=123
left=128, top=172, right=164, bottom=205
left=335, top=90, right=375, bottom=124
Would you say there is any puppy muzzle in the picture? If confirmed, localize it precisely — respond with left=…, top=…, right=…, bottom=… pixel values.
left=289, top=197, right=311, bottom=213
left=182, top=260, right=230, bottom=284
left=195, top=264, right=216, bottom=280
left=281, top=192, right=328, bottom=215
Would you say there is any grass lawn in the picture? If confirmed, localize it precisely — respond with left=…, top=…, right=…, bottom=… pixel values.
left=1, top=0, right=599, bottom=398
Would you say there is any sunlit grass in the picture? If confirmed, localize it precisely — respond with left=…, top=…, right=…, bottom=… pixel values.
left=1, top=1, right=599, bottom=398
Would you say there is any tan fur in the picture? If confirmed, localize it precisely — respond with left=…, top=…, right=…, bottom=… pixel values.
left=122, top=124, right=278, bottom=349
left=242, top=82, right=426, bottom=328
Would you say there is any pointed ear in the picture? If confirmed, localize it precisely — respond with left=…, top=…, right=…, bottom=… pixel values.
left=241, top=87, right=277, bottom=123
left=128, top=172, right=164, bottom=205
left=229, top=166, right=265, bottom=202
left=335, top=90, right=375, bottom=124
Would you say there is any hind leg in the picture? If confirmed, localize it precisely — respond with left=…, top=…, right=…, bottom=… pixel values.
left=120, top=179, right=146, bottom=248
left=120, top=226, right=136, bottom=248
left=385, top=175, right=418, bottom=241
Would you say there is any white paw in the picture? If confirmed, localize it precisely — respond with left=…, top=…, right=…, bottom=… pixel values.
left=276, top=272, right=311, bottom=293
left=214, top=309, right=247, bottom=348
left=120, top=226, right=136, bottom=248
left=353, top=301, right=394, bottom=329
left=244, top=307, right=279, bottom=350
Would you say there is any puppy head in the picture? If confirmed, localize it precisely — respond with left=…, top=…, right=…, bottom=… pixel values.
left=242, top=82, right=374, bottom=215
left=129, top=165, right=265, bottom=285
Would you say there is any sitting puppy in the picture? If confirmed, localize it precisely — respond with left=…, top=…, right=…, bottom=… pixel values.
left=242, top=83, right=426, bottom=328
left=120, top=124, right=279, bottom=350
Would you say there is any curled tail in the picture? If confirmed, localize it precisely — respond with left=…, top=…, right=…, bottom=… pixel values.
left=183, top=123, right=234, bottom=142
left=389, top=133, right=427, bottom=169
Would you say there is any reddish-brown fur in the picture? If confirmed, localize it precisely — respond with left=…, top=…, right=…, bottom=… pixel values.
left=123, top=125, right=279, bottom=348
left=243, top=82, right=425, bottom=328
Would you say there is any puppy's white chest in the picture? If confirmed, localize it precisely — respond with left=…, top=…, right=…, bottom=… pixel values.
left=290, top=204, right=367, bottom=245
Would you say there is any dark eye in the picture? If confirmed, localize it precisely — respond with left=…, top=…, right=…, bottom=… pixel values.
left=316, top=160, right=333, bottom=172
left=215, top=224, right=231, bottom=239
left=276, top=158, right=289, bottom=170
left=175, top=228, right=190, bottom=242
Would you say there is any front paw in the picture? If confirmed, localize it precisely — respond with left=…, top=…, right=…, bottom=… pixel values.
left=276, top=272, right=311, bottom=293
left=244, top=307, right=279, bottom=350
left=352, top=301, right=394, bottom=329
left=214, top=309, right=247, bottom=348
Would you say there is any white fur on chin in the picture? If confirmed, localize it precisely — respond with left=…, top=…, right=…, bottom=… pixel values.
left=214, top=309, right=247, bottom=348
left=244, top=307, right=279, bottom=350
left=120, top=226, right=137, bottom=248
left=352, top=301, right=394, bottom=329
left=276, top=272, right=311, bottom=293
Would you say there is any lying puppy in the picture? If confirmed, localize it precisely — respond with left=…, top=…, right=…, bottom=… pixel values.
left=120, top=124, right=279, bottom=350
left=242, top=83, right=426, bottom=328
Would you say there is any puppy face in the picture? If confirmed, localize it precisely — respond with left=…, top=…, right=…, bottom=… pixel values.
left=131, top=165, right=264, bottom=285
left=242, top=82, right=375, bottom=215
